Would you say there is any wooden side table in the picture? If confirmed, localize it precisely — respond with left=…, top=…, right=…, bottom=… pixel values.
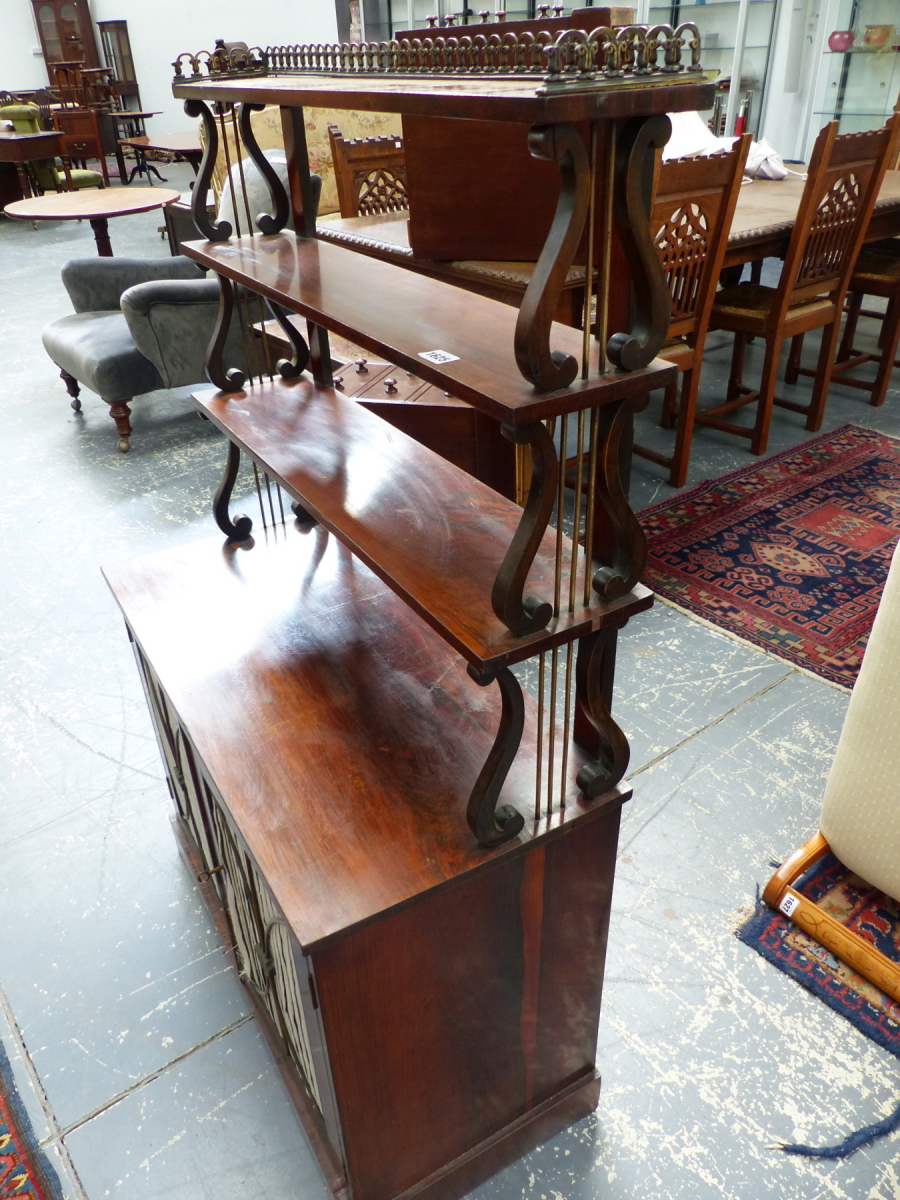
left=0, top=129, right=71, bottom=198
left=4, top=186, right=180, bottom=254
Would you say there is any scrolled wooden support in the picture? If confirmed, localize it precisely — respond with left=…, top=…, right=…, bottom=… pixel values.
left=183, top=99, right=233, bottom=242
left=590, top=396, right=648, bottom=601
left=268, top=300, right=310, bottom=379
left=514, top=123, right=590, bottom=392
left=237, top=103, right=291, bottom=234
left=573, top=627, right=630, bottom=799
left=207, top=275, right=247, bottom=393
left=466, top=665, right=525, bottom=849
left=491, top=420, right=558, bottom=636
left=606, top=113, right=672, bottom=372
left=214, top=440, right=253, bottom=542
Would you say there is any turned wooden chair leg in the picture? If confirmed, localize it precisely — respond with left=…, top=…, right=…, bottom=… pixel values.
left=868, top=294, right=900, bottom=408
left=838, top=289, right=864, bottom=362
left=659, top=377, right=678, bottom=431
left=726, top=332, right=747, bottom=402
left=784, top=333, right=804, bottom=384
left=670, top=366, right=699, bottom=489
left=60, top=368, right=81, bottom=413
left=108, top=400, right=133, bottom=453
left=750, top=337, right=783, bottom=456
left=805, top=320, right=842, bottom=432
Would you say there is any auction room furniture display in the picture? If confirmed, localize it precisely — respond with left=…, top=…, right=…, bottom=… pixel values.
left=115, top=25, right=709, bottom=1200
left=32, top=0, right=100, bottom=74
left=4, top=185, right=179, bottom=255
left=764, top=539, right=900, bottom=1005
left=702, top=116, right=900, bottom=456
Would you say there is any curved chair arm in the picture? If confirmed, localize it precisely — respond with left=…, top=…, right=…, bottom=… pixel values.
left=121, top=277, right=248, bottom=390
left=61, top=255, right=205, bottom=315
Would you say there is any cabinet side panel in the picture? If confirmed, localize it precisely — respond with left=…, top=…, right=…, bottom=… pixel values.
left=533, top=802, right=623, bottom=1104
left=313, top=852, right=530, bottom=1200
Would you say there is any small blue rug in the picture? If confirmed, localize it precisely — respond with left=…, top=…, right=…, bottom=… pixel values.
left=0, top=1038, right=63, bottom=1199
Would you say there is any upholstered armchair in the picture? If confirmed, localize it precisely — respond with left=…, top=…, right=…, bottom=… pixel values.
left=41, top=257, right=249, bottom=452
left=0, top=104, right=103, bottom=192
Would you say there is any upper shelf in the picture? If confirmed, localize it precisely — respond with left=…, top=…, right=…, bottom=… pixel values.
left=194, top=377, right=653, bottom=673
left=181, top=232, right=676, bottom=425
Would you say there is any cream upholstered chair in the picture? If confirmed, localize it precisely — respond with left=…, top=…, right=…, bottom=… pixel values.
left=764, top=540, right=900, bottom=1004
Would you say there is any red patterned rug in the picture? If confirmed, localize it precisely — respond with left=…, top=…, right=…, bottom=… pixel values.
left=0, top=1041, right=62, bottom=1199
left=639, top=426, right=900, bottom=689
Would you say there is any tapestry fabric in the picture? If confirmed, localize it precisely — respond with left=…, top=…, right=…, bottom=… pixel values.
left=639, top=426, right=900, bottom=689
left=738, top=853, right=900, bottom=1057
left=0, top=1040, right=63, bottom=1200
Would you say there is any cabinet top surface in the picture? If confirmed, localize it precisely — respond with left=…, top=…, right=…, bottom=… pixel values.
left=104, top=532, right=630, bottom=951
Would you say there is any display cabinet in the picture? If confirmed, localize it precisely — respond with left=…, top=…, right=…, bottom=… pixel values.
left=649, top=0, right=777, bottom=135
left=32, top=0, right=100, bottom=75
left=98, top=19, right=142, bottom=107
left=814, top=0, right=899, bottom=136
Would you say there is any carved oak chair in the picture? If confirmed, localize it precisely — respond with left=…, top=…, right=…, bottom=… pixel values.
left=633, top=133, right=751, bottom=488
left=327, top=124, right=408, bottom=218
left=699, top=116, right=900, bottom=457
left=764, top=539, right=900, bottom=1008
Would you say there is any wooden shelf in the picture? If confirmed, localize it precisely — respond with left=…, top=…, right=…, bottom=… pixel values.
left=103, top=529, right=630, bottom=953
left=181, top=232, right=677, bottom=425
left=195, top=378, right=652, bottom=672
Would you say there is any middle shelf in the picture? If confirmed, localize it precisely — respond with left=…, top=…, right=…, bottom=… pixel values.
left=195, top=377, right=653, bottom=673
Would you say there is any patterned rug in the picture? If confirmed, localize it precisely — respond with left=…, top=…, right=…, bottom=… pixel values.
left=639, top=426, right=900, bottom=689
left=0, top=1041, right=62, bottom=1200
left=738, top=853, right=900, bottom=1058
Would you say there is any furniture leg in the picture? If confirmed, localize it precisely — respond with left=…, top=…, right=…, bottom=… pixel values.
left=14, top=162, right=33, bottom=198
left=108, top=399, right=133, bottom=452
left=750, top=335, right=783, bottom=455
left=784, top=333, right=804, bottom=384
left=726, top=331, right=746, bottom=401
left=114, top=140, right=128, bottom=185
left=804, top=320, right=841, bottom=432
left=89, top=217, right=113, bottom=256
left=670, top=366, right=699, bottom=489
left=838, top=290, right=863, bottom=362
left=867, top=295, right=900, bottom=407
left=465, top=664, right=525, bottom=848
left=659, top=377, right=677, bottom=430
left=60, top=368, right=81, bottom=412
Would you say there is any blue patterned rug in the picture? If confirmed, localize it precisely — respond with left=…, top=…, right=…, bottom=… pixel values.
left=0, top=1040, right=62, bottom=1200
left=640, top=425, right=900, bottom=689
left=738, top=853, right=900, bottom=1057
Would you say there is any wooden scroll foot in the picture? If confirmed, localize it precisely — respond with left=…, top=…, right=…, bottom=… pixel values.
left=573, top=627, right=630, bottom=799
left=590, top=396, right=648, bottom=602
left=214, top=440, right=253, bottom=541
left=466, top=665, right=525, bottom=849
left=183, top=99, right=233, bottom=242
left=291, top=499, right=317, bottom=525
left=514, top=123, right=590, bottom=391
left=108, top=400, right=132, bottom=453
left=269, top=301, right=310, bottom=379
left=238, top=103, right=291, bottom=234
left=61, top=369, right=81, bottom=412
left=207, top=275, right=247, bottom=393
left=606, top=114, right=672, bottom=372
left=491, top=420, right=558, bottom=636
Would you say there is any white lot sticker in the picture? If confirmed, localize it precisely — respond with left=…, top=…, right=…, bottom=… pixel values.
left=418, top=349, right=460, bottom=364
left=779, top=893, right=800, bottom=917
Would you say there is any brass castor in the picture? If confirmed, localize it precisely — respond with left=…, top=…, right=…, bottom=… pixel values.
left=118, top=437, right=131, bottom=453
left=71, top=397, right=82, bottom=413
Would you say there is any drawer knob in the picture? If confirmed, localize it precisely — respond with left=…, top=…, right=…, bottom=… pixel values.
left=355, top=357, right=368, bottom=374
left=384, top=378, right=398, bottom=395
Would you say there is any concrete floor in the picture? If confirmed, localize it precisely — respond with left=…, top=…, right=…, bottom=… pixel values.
left=2, top=164, right=900, bottom=1200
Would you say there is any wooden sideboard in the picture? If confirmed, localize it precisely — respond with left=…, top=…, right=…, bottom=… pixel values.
left=106, top=23, right=711, bottom=1200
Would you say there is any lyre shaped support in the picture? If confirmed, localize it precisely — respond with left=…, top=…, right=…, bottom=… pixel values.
left=491, top=420, right=558, bottom=635
left=237, top=103, right=291, bottom=234
left=515, top=123, right=590, bottom=391
left=573, top=626, right=630, bottom=798
left=606, top=114, right=672, bottom=372
left=214, top=440, right=253, bottom=542
left=590, top=395, right=648, bottom=601
left=466, top=665, right=526, bottom=848
left=268, top=300, right=310, bottom=379
left=183, top=98, right=233, bottom=242
left=207, top=275, right=247, bottom=392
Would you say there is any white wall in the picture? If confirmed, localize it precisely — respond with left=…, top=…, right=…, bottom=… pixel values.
left=2, top=0, right=338, bottom=130
left=0, top=4, right=53, bottom=92
left=758, top=0, right=830, bottom=161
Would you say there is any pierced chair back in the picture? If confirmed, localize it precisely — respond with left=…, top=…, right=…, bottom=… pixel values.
left=328, top=125, right=408, bottom=218
left=633, top=134, right=751, bottom=487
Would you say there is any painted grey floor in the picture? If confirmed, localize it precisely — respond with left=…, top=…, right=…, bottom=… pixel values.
left=2, top=167, right=899, bottom=1199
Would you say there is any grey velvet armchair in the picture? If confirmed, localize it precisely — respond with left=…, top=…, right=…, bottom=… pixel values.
left=41, top=256, right=249, bottom=452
